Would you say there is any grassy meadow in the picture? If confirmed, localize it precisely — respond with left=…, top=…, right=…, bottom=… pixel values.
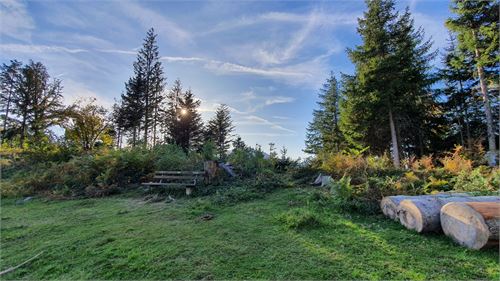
left=1, top=187, right=498, bottom=280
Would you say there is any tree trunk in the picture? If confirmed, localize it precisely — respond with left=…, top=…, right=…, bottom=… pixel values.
left=458, top=80, right=472, bottom=149
left=19, top=113, right=27, bottom=148
left=389, top=109, right=400, bottom=168
left=381, top=195, right=422, bottom=220
left=132, top=127, right=137, bottom=147
left=398, top=196, right=500, bottom=233
left=473, top=33, right=496, bottom=166
left=381, top=193, right=470, bottom=221
left=2, top=90, right=12, bottom=143
left=441, top=202, right=499, bottom=250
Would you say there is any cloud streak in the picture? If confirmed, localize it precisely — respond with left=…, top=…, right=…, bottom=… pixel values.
left=203, top=10, right=359, bottom=35
left=0, top=0, right=35, bottom=42
left=237, top=115, right=296, bottom=134
left=119, top=1, right=192, bottom=44
left=0, top=43, right=88, bottom=54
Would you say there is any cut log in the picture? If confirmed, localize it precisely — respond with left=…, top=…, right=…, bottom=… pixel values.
left=397, top=196, right=500, bottom=233
left=441, top=202, right=500, bottom=250
left=381, top=196, right=426, bottom=220
left=380, top=193, right=470, bottom=221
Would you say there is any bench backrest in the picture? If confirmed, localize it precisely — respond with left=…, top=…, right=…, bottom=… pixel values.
left=153, top=171, right=204, bottom=180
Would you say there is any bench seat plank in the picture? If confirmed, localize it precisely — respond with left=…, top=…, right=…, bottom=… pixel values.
left=142, top=182, right=196, bottom=187
left=155, top=171, right=204, bottom=175
left=153, top=175, right=202, bottom=180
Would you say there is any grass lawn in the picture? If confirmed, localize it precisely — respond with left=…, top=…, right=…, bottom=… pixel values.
left=1, top=187, right=498, bottom=280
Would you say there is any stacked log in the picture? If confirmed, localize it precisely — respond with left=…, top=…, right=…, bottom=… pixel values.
left=381, top=195, right=428, bottom=220
left=397, top=196, right=500, bottom=233
left=441, top=202, right=500, bottom=250
left=380, top=193, right=468, bottom=221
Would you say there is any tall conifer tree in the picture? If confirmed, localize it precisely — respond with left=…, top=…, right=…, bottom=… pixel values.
left=446, top=0, right=499, bottom=165
left=340, top=0, right=435, bottom=166
left=164, top=80, right=204, bottom=151
left=205, top=104, right=234, bottom=159
left=304, top=72, right=343, bottom=154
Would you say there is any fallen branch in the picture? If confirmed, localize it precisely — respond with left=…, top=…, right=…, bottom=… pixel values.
left=0, top=251, right=44, bottom=276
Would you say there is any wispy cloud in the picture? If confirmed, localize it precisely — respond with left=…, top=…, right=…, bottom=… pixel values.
left=0, top=0, right=34, bottom=42
left=265, top=96, right=294, bottom=106
left=0, top=43, right=88, bottom=54
left=203, top=10, right=359, bottom=35
left=272, top=116, right=289, bottom=120
left=230, top=91, right=296, bottom=113
left=62, top=79, right=114, bottom=109
left=237, top=115, right=296, bottom=134
left=238, top=132, right=295, bottom=137
left=119, top=1, right=192, bottom=44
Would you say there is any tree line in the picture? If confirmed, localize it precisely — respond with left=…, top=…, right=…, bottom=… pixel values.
left=305, top=0, right=498, bottom=167
left=0, top=28, right=237, bottom=159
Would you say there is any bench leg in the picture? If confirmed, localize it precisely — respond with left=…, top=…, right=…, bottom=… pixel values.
left=186, top=187, right=193, bottom=196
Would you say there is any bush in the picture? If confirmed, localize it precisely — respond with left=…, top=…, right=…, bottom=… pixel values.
left=252, top=169, right=291, bottom=192
left=423, top=176, right=451, bottom=193
left=96, top=148, right=156, bottom=187
left=288, top=165, right=319, bottom=185
left=318, top=151, right=396, bottom=181
left=228, top=148, right=271, bottom=177
left=440, top=146, right=472, bottom=175
left=411, top=155, right=435, bottom=172
left=277, top=208, right=321, bottom=230
left=328, top=174, right=422, bottom=214
left=154, top=145, right=201, bottom=171
left=452, top=167, right=496, bottom=193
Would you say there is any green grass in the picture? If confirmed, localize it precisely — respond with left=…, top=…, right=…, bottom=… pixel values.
left=1, top=187, right=498, bottom=280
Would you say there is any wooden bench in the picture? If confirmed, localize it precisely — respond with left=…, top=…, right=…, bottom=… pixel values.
left=142, top=171, right=205, bottom=195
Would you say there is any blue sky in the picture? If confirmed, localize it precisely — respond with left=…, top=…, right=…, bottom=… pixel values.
left=0, top=0, right=452, bottom=158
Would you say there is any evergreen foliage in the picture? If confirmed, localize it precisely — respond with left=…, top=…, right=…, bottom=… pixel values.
left=205, top=104, right=234, bottom=159
left=116, top=28, right=166, bottom=147
left=338, top=0, right=436, bottom=166
left=446, top=0, right=499, bottom=165
left=164, top=79, right=204, bottom=151
left=304, top=72, right=343, bottom=154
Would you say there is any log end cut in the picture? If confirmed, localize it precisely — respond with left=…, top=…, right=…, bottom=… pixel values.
left=380, top=197, right=400, bottom=220
left=440, top=202, right=499, bottom=250
left=398, top=199, right=425, bottom=232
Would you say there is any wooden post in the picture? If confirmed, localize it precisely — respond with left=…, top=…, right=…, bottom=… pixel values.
left=204, top=161, right=217, bottom=184
left=185, top=187, right=193, bottom=196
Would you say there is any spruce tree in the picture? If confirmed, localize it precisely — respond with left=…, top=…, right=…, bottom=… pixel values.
left=132, top=28, right=166, bottom=147
left=446, top=0, right=499, bottom=165
left=232, top=135, right=246, bottom=151
left=205, top=104, right=234, bottom=159
left=440, top=34, right=478, bottom=149
left=164, top=79, right=182, bottom=146
left=341, top=0, right=435, bottom=165
left=121, top=75, right=145, bottom=146
left=0, top=60, right=22, bottom=142
left=304, top=72, right=343, bottom=154
left=164, top=80, right=204, bottom=151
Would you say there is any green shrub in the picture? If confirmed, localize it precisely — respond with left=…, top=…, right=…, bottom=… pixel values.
left=277, top=208, right=321, bottom=230
left=423, top=176, right=451, bottom=193
left=452, top=167, right=495, bottom=192
left=97, top=148, right=156, bottom=186
left=154, top=145, right=200, bottom=171
left=288, top=165, right=319, bottom=185
left=328, top=175, right=421, bottom=214
left=228, top=148, right=271, bottom=177
left=252, top=169, right=291, bottom=192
